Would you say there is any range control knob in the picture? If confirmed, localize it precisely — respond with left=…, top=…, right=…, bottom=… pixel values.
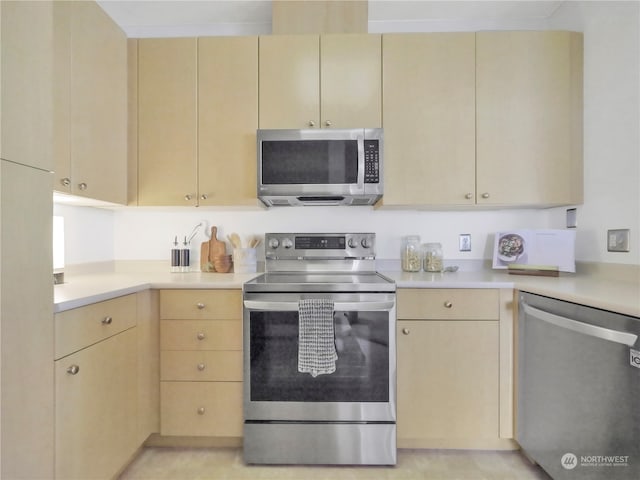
left=281, top=238, right=293, bottom=249
left=268, top=238, right=280, bottom=249
left=361, top=237, right=372, bottom=248
left=347, top=237, right=358, bottom=248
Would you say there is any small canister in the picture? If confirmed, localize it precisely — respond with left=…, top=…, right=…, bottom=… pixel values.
left=423, top=242, right=443, bottom=272
left=401, top=235, right=422, bottom=272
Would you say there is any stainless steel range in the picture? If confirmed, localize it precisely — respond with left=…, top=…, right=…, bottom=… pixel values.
left=242, top=233, right=397, bottom=465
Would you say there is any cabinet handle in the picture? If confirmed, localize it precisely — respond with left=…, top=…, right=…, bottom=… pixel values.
left=197, top=332, right=205, bottom=340
left=308, top=120, right=315, bottom=127
left=196, top=302, right=205, bottom=310
left=481, top=192, right=490, bottom=199
left=444, top=301, right=453, bottom=309
left=60, top=177, right=71, bottom=187
left=101, top=316, right=113, bottom=325
left=324, top=120, right=332, bottom=127
left=78, top=182, right=87, bottom=191
left=184, top=194, right=193, bottom=201
left=465, top=193, right=473, bottom=200
left=200, top=194, right=208, bottom=200
left=67, top=365, right=80, bottom=375
left=402, top=328, right=410, bottom=335
left=197, top=363, right=206, bottom=371
left=197, top=407, right=206, bottom=415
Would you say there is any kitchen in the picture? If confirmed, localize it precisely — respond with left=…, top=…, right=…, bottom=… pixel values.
left=1, top=1, right=639, bottom=479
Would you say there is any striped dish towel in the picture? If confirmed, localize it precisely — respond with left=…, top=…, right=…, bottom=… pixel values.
left=298, top=298, right=338, bottom=377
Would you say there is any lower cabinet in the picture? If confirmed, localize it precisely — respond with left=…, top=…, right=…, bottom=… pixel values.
left=55, top=328, right=137, bottom=479
left=396, top=288, right=515, bottom=449
left=159, top=289, right=243, bottom=439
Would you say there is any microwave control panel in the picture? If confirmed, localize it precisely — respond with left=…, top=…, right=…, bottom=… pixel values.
left=364, top=139, right=380, bottom=184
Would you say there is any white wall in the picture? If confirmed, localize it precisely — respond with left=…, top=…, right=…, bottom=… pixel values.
left=56, top=1, right=640, bottom=267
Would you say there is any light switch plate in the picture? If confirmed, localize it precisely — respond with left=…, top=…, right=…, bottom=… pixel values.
left=459, top=234, right=471, bottom=252
left=607, top=229, right=630, bottom=252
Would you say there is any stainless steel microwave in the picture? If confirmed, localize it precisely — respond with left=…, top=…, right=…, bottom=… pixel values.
left=257, top=128, right=383, bottom=207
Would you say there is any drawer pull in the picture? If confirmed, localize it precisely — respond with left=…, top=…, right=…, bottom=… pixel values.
left=402, top=328, right=410, bottom=335
left=67, top=365, right=80, bottom=375
left=197, top=363, right=206, bottom=371
left=444, top=301, right=453, bottom=309
left=102, top=316, right=113, bottom=325
left=196, top=303, right=206, bottom=310
left=197, top=407, right=206, bottom=415
left=197, top=332, right=206, bottom=340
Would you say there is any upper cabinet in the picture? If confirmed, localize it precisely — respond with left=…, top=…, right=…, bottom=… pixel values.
left=137, top=36, right=258, bottom=206
left=383, top=33, right=476, bottom=206
left=1, top=1, right=54, bottom=172
left=382, top=30, right=583, bottom=208
left=259, top=34, right=381, bottom=129
left=476, top=31, right=583, bottom=206
left=53, top=1, right=128, bottom=204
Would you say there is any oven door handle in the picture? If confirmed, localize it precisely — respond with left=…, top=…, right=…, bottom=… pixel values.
left=243, top=300, right=395, bottom=312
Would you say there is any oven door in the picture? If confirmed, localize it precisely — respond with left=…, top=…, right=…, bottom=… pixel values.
left=243, top=292, right=396, bottom=422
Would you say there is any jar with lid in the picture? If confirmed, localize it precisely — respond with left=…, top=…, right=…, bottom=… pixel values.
left=401, top=235, right=422, bottom=272
left=423, top=242, right=443, bottom=272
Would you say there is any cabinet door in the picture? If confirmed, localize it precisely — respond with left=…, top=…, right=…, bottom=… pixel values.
left=0, top=1, right=54, bottom=172
left=397, top=320, right=499, bottom=444
left=138, top=38, right=198, bottom=206
left=321, top=34, right=381, bottom=128
left=199, top=36, right=258, bottom=206
left=383, top=33, right=476, bottom=206
left=55, top=328, right=137, bottom=480
left=476, top=31, right=583, bottom=206
left=259, top=35, right=320, bottom=129
left=69, top=1, right=127, bottom=203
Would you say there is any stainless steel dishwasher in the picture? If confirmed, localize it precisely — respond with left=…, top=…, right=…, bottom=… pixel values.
left=517, top=292, right=639, bottom=480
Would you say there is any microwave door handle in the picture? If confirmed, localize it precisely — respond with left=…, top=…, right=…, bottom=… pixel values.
left=243, top=300, right=395, bottom=312
left=523, top=303, right=638, bottom=347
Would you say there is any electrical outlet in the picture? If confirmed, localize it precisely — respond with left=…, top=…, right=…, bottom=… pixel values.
left=566, top=208, right=577, bottom=228
left=607, top=229, right=630, bottom=252
left=459, top=234, right=471, bottom=252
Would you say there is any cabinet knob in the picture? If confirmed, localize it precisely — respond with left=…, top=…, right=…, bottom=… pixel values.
left=444, top=301, right=453, bottom=309
left=481, top=192, right=490, bottom=199
left=197, top=407, right=206, bottom=415
left=308, top=120, right=315, bottom=127
left=67, top=365, right=80, bottom=375
left=325, top=120, right=332, bottom=127
left=61, top=177, right=71, bottom=187
left=78, top=182, right=88, bottom=191
left=184, top=194, right=193, bottom=201
left=197, top=332, right=205, bottom=341
left=465, top=193, right=473, bottom=200
left=196, top=302, right=205, bottom=310
left=197, top=363, right=206, bottom=371
left=402, top=328, right=410, bottom=335
left=200, top=194, right=208, bottom=200
left=101, top=316, right=113, bottom=325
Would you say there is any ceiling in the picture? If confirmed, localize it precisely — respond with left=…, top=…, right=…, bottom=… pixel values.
left=97, top=0, right=566, bottom=37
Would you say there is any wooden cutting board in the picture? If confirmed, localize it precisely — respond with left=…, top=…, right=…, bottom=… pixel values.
left=208, top=226, right=226, bottom=259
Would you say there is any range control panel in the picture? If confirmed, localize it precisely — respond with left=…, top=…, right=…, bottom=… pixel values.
left=265, top=233, right=376, bottom=260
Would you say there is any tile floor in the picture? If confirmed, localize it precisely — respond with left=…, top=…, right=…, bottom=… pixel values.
left=119, top=447, right=552, bottom=480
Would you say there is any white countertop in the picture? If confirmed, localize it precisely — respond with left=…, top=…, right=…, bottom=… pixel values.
left=54, top=265, right=640, bottom=317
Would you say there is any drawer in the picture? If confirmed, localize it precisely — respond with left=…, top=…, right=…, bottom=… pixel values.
left=160, top=381, right=243, bottom=437
left=397, top=289, right=499, bottom=320
left=161, top=351, right=242, bottom=381
left=160, top=320, right=242, bottom=351
left=55, top=294, right=137, bottom=359
left=160, top=289, right=241, bottom=320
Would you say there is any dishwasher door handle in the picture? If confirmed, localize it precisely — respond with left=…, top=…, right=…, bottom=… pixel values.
left=523, top=303, right=638, bottom=347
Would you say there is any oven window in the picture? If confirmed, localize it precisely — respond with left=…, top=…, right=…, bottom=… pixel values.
left=261, top=140, right=358, bottom=185
left=249, top=310, right=389, bottom=402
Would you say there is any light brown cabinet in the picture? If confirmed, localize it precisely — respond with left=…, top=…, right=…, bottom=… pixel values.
left=396, top=289, right=515, bottom=449
left=53, top=1, right=127, bottom=204
left=259, top=34, right=381, bottom=129
left=383, top=31, right=583, bottom=208
left=159, top=290, right=243, bottom=438
left=137, top=37, right=258, bottom=206
left=54, top=295, right=139, bottom=480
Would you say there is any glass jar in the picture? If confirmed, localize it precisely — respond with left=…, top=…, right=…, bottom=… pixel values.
left=401, top=235, right=422, bottom=272
left=423, top=242, right=443, bottom=272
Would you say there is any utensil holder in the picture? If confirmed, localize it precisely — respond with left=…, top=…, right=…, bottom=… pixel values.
left=233, top=248, right=257, bottom=273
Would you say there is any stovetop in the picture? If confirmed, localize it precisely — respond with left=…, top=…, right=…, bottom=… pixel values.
left=243, top=272, right=396, bottom=293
